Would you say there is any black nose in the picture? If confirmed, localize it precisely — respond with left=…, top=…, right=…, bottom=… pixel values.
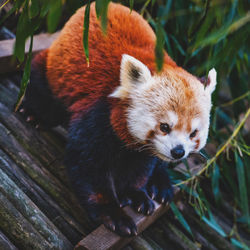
left=171, top=145, right=185, bottom=159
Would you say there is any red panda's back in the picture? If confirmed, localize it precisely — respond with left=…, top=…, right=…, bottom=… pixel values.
left=46, top=2, right=175, bottom=113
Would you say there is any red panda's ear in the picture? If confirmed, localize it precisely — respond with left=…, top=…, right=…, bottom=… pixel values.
left=204, top=68, right=217, bottom=95
left=109, top=54, right=151, bottom=99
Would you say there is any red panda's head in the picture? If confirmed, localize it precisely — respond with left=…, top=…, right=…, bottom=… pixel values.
left=110, top=54, right=217, bottom=162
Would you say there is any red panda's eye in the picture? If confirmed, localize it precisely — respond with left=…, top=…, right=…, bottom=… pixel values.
left=190, top=129, right=198, bottom=138
left=160, top=123, right=171, bottom=134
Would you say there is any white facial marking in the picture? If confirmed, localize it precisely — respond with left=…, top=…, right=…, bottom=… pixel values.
left=191, top=118, right=201, bottom=132
left=167, top=111, right=178, bottom=127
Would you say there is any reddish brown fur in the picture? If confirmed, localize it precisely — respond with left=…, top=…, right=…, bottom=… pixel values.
left=195, top=139, right=200, bottom=150
left=146, top=130, right=155, bottom=140
left=34, top=2, right=177, bottom=144
left=134, top=175, right=148, bottom=189
left=88, top=193, right=109, bottom=204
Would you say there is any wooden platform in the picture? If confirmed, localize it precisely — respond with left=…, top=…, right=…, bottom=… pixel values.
left=0, top=35, right=249, bottom=250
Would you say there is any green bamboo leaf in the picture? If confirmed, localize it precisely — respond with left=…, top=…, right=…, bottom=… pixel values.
left=47, top=0, right=62, bottom=33
left=235, top=152, right=250, bottom=226
left=155, top=21, right=165, bottom=72
left=163, top=31, right=173, bottom=59
left=170, top=34, right=186, bottom=56
left=14, top=0, right=30, bottom=62
left=0, top=3, right=16, bottom=27
left=211, top=163, right=221, bottom=203
left=95, top=0, right=102, bottom=19
left=201, top=216, right=226, bottom=237
left=170, top=203, right=193, bottom=236
left=129, top=0, right=134, bottom=13
left=29, top=0, right=40, bottom=19
left=40, top=0, right=50, bottom=17
left=230, top=238, right=247, bottom=249
left=95, top=0, right=110, bottom=34
left=83, top=0, right=90, bottom=67
left=193, top=12, right=250, bottom=50
left=243, top=156, right=250, bottom=194
left=15, top=35, right=33, bottom=111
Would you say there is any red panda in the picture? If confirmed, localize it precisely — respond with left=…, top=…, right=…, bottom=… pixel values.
left=20, top=2, right=217, bottom=236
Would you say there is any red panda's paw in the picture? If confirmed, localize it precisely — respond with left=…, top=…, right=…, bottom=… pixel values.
left=130, top=190, right=155, bottom=216
left=119, top=197, right=132, bottom=208
left=147, top=183, right=174, bottom=205
left=17, top=106, right=42, bottom=130
left=101, top=209, right=137, bottom=237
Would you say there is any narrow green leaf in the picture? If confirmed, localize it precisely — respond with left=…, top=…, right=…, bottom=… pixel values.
left=83, top=0, right=90, bottom=67
left=40, top=0, right=50, bottom=17
left=163, top=31, right=173, bottom=58
left=170, top=202, right=193, bottom=236
left=201, top=216, right=226, bottom=237
left=95, top=0, right=102, bottom=19
left=29, top=0, right=40, bottom=19
left=155, top=21, right=165, bottom=72
left=47, top=0, right=62, bottom=33
left=0, top=2, right=16, bottom=26
left=230, top=238, right=247, bottom=250
left=14, top=0, right=30, bottom=62
left=95, top=0, right=110, bottom=34
left=211, top=163, right=221, bottom=203
left=193, top=12, right=250, bottom=50
left=170, top=34, right=186, bottom=56
left=15, top=35, right=33, bottom=111
left=129, top=0, right=134, bottom=13
left=235, top=152, right=250, bottom=226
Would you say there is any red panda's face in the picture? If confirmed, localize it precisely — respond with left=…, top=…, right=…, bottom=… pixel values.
left=110, top=55, right=217, bottom=162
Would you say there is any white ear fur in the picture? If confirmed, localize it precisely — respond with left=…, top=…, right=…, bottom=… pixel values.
left=205, top=68, right=217, bottom=95
left=109, top=54, right=152, bottom=99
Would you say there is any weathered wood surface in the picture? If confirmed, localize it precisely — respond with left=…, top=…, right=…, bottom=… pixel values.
left=0, top=32, right=59, bottom=73
left=0, top=231, right=17, bottom=250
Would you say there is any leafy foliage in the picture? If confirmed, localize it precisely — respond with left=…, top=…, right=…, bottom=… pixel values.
left=1, top=0, right=249, bottom=247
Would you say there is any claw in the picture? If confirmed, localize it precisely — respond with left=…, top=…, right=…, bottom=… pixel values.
left=26, top=116, right=34, bottom=122
left=111, top=224, right=116, bottom=232
left=137, top=205, right=142, bottom=212
left=124, top=227, right=131, bottom=235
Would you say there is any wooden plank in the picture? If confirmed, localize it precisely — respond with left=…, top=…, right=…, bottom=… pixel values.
left=0, top=32, right=60, bottom=74
left=0, top=230, right=18, bottom=250
left=0, top=120, right=88, bottom=228
left=0, top=192, right=52, bottom=250
left=75, top=190, right=180, bottom=250
left=0, top=149, right=84, bottom=244
left=0, top=168, right=73, bottom=249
